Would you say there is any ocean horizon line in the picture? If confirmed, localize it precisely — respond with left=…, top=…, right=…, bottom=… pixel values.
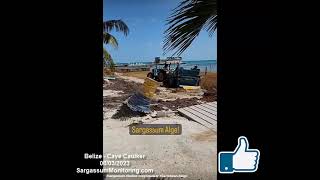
left=115, top=59, right=217, bottom=64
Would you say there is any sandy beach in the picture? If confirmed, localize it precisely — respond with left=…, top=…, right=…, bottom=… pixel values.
left=103, top=73, right=217, bottom=180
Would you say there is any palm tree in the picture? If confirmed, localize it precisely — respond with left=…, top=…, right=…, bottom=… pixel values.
left=163, top=0, right=217, bottom=56
left=103, top=20, right=129, bottom=69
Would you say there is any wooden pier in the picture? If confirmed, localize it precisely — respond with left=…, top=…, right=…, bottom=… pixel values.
left=178, top=102, right=217, bottom=131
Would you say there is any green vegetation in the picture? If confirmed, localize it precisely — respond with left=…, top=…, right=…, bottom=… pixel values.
left=163, top=0, right=217, bottom=56
left=103, top=20, right=129, bottom=69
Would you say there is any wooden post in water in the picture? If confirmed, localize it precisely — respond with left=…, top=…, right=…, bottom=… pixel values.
left=205, top=66, right=207, bottom=75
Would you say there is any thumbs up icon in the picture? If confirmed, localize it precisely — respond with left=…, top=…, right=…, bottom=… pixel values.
left=219, top=136, right=260, bottom=173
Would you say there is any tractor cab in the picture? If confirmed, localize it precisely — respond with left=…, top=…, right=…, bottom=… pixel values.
left=147, top=57, right=183, bottom=82
left=147, top=57, right=201, bottom=88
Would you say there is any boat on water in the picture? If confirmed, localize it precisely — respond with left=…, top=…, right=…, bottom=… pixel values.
left=114, top=61, right=151, bottom=72
left=153, top=57, right=184, bottom=65
left=128, top=62, right=147, bottom=66
left=114, top=57, right=184, bottom=72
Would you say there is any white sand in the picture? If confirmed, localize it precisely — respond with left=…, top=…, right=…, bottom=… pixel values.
left=103, top=74, right=217, bottom=179
left=114, top=72, right=145, bottom=84
left=103, top=108, right=217, bottom=180
left=103, top=90, right=124, bottom=97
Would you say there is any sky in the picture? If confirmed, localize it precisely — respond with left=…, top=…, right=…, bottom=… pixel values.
left=103, top=0, right=217, bottom=63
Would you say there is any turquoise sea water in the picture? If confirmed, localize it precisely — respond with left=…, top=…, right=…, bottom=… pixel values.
left=181, top=60, right=216, bottom=72
left=116, top=60, right=217, bottom=72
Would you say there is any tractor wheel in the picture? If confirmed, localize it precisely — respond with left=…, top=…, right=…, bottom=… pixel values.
left=158, top=72, right=165, bottom=82
left=147, top=72, right=153, bottom=79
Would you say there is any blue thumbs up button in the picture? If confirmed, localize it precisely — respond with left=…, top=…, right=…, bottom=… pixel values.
left=218, top=136, right=260, bottom=174
left=219, top=152, right=233, bottom=173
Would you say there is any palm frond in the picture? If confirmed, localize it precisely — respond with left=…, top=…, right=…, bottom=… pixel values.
left=103, top=47, right=112, bottom=61
left=103, top=32, right=118, bottom=48
left=163, top=0, right=217, bottom=56
left=103, top=20, right=129, bottom=36
left=103, top=47, right=115, bottom=69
